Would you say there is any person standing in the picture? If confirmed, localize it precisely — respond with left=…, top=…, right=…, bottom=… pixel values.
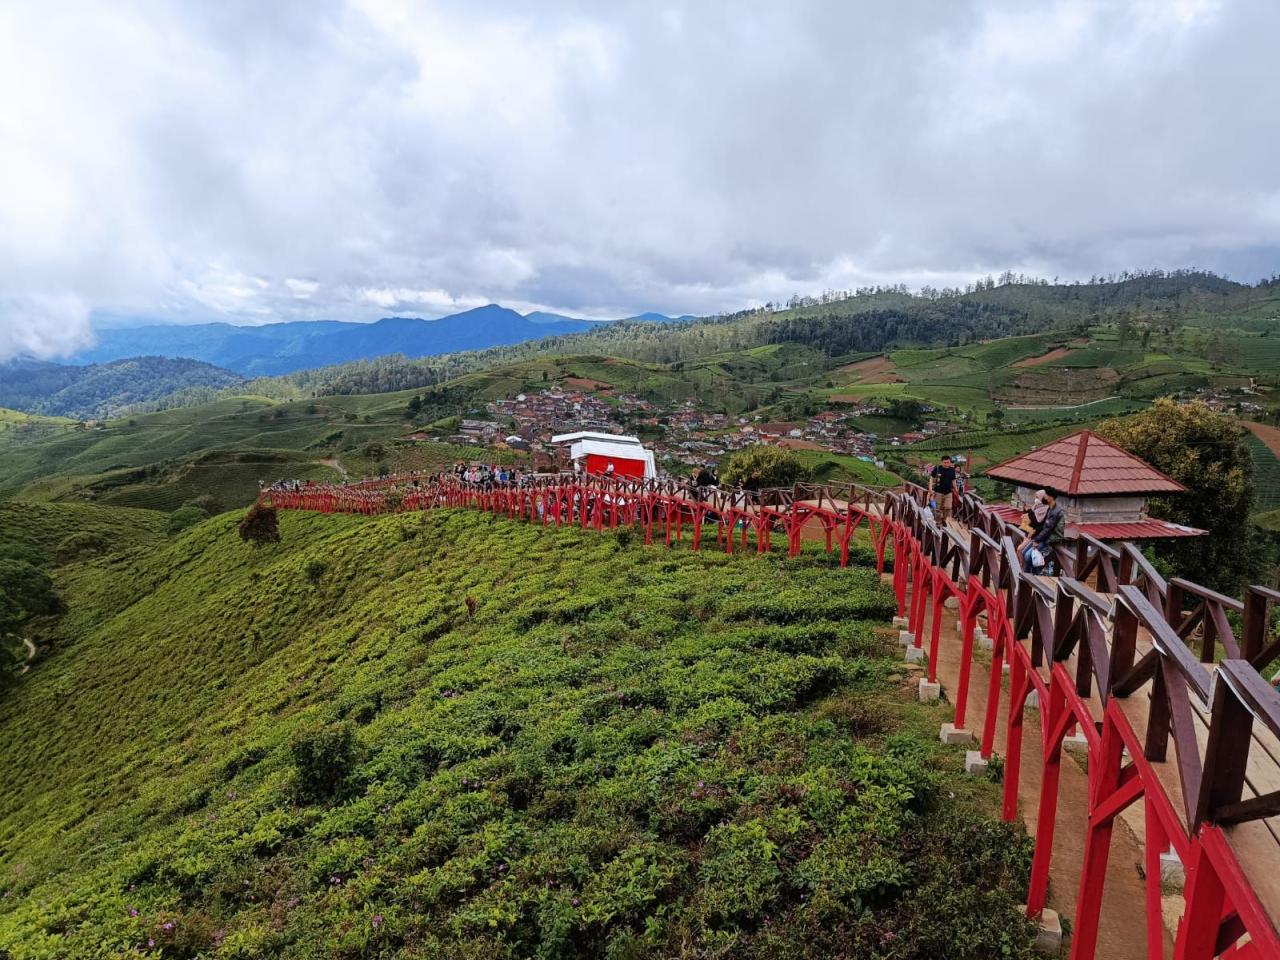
left=929, top=455, right=958, bottom=525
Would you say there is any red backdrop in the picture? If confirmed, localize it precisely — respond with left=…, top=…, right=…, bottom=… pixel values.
left=584, top=454, right=646, bottom=479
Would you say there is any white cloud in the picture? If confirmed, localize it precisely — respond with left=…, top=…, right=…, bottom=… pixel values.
left=0, top=295, right=94, bottom=360
left=285, top=278, right=320, bottom=298
left=1, top=0, right=1278, bottom=360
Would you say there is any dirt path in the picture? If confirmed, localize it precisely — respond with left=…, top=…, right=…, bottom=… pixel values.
left=18, top=637, right=36, bottom=674
left=1004, top=396, right=1121, bottom=411
left=317, top=457, right=348, bottom=480
left=903, top=580, right=1170, bottom=959
left=1014, top=346, right=1077, bottom=368
left=1241, top=419, right=1280, bottom=457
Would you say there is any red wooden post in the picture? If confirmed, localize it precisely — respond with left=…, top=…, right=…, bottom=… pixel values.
left=1026, top=673, right=1067, bottom=918
left=893, top=529, right=908, bottom=617
left=927, top=575, right=944, bottom=683
left=1144, top=795, right=1168, bottom=960
left=1003, top=653, right=1027, bottom=823
left=1069, top=710, right=1127, bottom=960
left=980, top=604, right=1006, bottom=759
left=953, top=592, right=977, bottom=730
left=910, top=551, right=929, bottom=644
left=1172, top=842, right=1227, bottom=960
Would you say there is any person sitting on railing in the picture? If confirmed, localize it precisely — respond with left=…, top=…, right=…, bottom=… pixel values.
left=1021, top=488, right=1065, bottom=574
left=1014, top=489, right=1049, bottom=555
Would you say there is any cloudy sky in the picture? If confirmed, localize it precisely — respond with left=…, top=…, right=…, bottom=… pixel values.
left=2, top=0, right=1278, bottom=359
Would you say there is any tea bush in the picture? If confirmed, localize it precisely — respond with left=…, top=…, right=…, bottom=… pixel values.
left=290, top=722, right=359, bottom=801
left=0, top=507, right=1035, bottom=958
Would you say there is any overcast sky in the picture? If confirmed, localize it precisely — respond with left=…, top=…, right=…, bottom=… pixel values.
left=2, top=0, right=1278, bottom=359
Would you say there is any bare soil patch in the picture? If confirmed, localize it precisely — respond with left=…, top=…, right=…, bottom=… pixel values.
left=775, top=438, right=826, bottom=451
left=1013, top=346, right=1077, bottom=368
left=564, top=377, right=613, bottom=391
left=837, top=356, right=903, bottom=383
left=997, top=367, right=1119, bottom=406
left=1241, top=419, right=1280, bottom=457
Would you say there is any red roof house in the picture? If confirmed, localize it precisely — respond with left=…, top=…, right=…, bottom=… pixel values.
left=985, top=430, right=1203, bottom=541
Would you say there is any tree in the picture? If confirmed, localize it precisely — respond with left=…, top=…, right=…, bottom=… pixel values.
left=239, top=503, right=281, bottom=545
left=720, top=445, right=809, bottom=489
left=168, top=505, right=209, bottom=535
left=1096, top=398, right=1265, bottom=591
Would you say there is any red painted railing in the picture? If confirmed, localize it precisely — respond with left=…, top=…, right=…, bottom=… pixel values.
left=266, top=473, right=1280, bottom=959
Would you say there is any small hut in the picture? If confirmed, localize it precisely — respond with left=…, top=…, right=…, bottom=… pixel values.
left=551, top=431, right=657, bottom=480
left=985, top=429, right=1205, bottom=542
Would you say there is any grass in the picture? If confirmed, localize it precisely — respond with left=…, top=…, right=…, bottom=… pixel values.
left=0, top=508, right=1036, bottom=959
left=340, top=441, right=527, bottom=481
left=790, top=449, right=901, bottom=486
left=1003, top=398, right=1146, bottom=423
left=0, top=499, right=167, bottom=560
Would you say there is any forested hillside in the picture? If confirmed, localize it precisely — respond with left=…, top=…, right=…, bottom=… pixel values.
left=171, top=270, right=1274, bottom=404
left=0, top=357, right=244, bottom=420
left=0, top=508, right=1035, bottom=958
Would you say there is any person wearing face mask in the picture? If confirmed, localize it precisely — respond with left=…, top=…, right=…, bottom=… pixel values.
left=1016, top=489, right=1048, bottom=560
left=1022, top=488, right=1065, bottom=574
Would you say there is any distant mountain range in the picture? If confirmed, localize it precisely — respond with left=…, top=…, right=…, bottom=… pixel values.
left=0, top=356, right=245, bottom=420
left=70, top=305, right=696, bottom=377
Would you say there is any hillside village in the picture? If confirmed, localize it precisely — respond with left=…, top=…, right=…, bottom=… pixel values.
left=426, top=386, right=952, bottom=471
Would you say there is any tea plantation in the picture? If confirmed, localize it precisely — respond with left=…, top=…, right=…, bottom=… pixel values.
left=0, top=507, right=1035, bottom=958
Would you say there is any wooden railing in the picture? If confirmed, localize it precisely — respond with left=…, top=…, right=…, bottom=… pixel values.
left=266, top=469, right=1280, bottom=958
left=887, top=484, right=1280, bottom=959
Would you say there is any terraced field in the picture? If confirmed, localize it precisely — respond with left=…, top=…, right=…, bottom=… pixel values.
left=1241, top=424, right=1280, bottom=512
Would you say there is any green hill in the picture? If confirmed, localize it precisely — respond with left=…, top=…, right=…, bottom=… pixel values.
left=0, top=508, right=1034, bottom=958
left=0, top=357, right=246, bottom=420
left=0, top=499, right=167, bottom=559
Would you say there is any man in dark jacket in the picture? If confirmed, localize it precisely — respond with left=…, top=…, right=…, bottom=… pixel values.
left=1022, top=488, right=1065, bottom=573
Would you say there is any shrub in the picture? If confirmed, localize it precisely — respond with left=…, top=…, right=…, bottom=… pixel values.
left=290, top=722, right=358, bottom=802
left=54, top=531, right=109, bottom=563
left=721, top=444, right=809, bottom=488
left=167, top=505, right=208, bottom=535
left=238, top=503, right=280, bottom=544
left=183, top=494, right=217, bottom=514
left=304, top=559, right=327, bottom=583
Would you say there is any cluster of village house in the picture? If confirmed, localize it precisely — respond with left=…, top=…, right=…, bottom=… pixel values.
left=418, top=387, right=954, bottom=470
left=1193, top=384, right=1266, bottom=416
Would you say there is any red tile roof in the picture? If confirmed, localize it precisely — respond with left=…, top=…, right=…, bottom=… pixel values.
left=990, top=505, right=1024, bottom=524
left=1070, top=520, right=1205, bottom=540
left=985, top=430, right=1185, bottom=496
